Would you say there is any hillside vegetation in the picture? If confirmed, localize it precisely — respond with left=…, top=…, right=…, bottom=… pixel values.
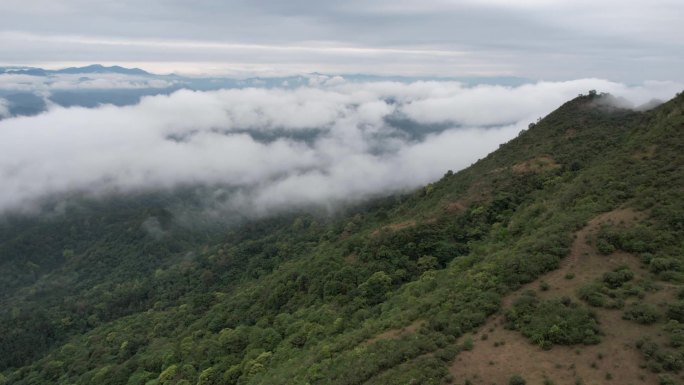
left=0, top=91, right=682, bottom=385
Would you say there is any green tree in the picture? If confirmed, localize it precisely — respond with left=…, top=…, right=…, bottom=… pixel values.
left=359, top=271, right=392, bottom=305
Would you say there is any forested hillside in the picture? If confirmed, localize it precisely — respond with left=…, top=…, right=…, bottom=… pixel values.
left=1, top=91, right=683, bottom=385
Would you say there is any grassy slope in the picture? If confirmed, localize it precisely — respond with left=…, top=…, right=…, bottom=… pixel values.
left=0, top=91, right=682, bottom=385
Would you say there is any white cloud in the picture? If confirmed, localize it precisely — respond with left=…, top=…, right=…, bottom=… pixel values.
left=0, top=98, right=9, bottom=118
left=397, top=79, right=684, bottom=126
left=0, top=72, right=175, bottom=91
left=0, top=78, right=680, bottom=215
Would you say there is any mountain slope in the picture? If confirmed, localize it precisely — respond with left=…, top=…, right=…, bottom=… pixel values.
left=0, top=91, right=682, bottom=385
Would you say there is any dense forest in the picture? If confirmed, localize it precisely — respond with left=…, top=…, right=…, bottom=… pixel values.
left=1, top=91, right=683, bottom=385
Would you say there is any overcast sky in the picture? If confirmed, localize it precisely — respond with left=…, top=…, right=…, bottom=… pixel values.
left=1, top=0, right=682, bottom=79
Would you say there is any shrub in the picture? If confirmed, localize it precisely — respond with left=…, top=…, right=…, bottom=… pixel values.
left=540, top=281, right=550, bottom=291
left=667, top=302, right=684, bottom=322
left=462, top=337, right=474, bottom=351
left=623, top=304, right=660, bottom=324
left=597, top=239, right=616, bottom=255
left=664, top=321, right=684, bottom=347
left=506, top=294, right=601, bottom=348
left=509, top=374, right=526, bottom=385
left=577, top=284, right=606, bottom=307
left=650, top=258, right=680, bottom=274
left=602, top=267, right=634, bottom=289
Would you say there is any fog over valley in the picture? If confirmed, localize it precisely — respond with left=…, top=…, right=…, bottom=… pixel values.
left=2, top=1, right=684, bottom=384
left=0, top=75, right=680, bottom=216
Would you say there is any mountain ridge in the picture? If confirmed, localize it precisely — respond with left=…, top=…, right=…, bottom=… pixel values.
left=0, top=64, right=530, bottom=85
left=0, top=91, right=682, bottom=385
left=0, top=64, right=151, bottom=76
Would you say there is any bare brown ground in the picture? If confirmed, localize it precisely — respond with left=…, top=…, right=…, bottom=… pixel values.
left=362, top=320, right=425, bottom=346
left=511, top=155, right=561, bottom=174
left=371, top=220, right=417, bottom=237
left=467, top=181, right=491, bottom=201
left=444, top=201, right=467, bottom=214
left=387, top=220, right=417, bottom=231
left=344, top=253, right=358, bottom=264
left=632, top=145, right=658, bottom=160
left=449, top=208, right=678, bottom=385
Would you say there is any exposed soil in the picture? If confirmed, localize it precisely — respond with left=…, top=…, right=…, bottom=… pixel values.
left=511, top=155, right=560, bottom=174
left=362, top=320, right=425, bottom=346
left=444, top=201, right=467, bottom=214
left=632, top=144, right=658, bottom=160
left=371, top=220, right=417, bottom=237
left=344, top=253, right=358, bottom=264
left=467, top=180, right=492, bottom=201
left=449, top=208, right=677, bottom=385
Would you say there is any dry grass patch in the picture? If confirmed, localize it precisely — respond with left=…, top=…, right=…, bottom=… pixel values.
left=371, top=220, right=417, bottom=237
left=632, top=144, right=658, bottom=160
left=511, top=155, right=560, bottom=174
left=444, top=201, right=467, bottom=214
left=362, top=320, right=425, bottom=347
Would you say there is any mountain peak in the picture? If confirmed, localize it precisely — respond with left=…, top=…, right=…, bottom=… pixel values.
left=56, top=64, right=150, bottom=75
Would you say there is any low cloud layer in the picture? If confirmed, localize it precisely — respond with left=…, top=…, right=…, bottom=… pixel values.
left=0, top=72, right=175, bottom=92
left=0, top=98, right=9, bottom=118
left=0, top=78, right=680, bottom=216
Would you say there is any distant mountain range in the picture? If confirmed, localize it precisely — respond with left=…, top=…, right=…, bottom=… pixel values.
left=0, top=64, right=530, bottom=85
left=0, top=64, right=531, bottom=120
left=0, top=64, right=151, bottom=76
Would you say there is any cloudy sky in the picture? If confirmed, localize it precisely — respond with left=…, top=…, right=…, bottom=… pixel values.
left=1, top=0, right=682, bottom=79
left=0, top=1, right=682, bottom=216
